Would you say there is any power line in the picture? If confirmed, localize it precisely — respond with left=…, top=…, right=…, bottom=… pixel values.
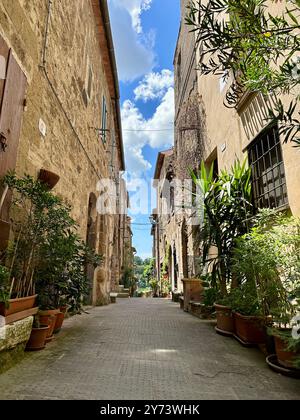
left=131, top=222, right=152, bottom=226
left=123, top=128, right=173, bottom=132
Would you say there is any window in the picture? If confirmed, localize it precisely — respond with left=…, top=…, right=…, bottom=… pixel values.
left=101, top=96, right=107, bottom=144
left=248, top=125, right=288, bottom=211
left=177, top=51, right=181, bottom=90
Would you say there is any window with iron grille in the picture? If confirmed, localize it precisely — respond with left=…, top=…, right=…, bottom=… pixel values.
left=248, top=125, right=288, bottom=211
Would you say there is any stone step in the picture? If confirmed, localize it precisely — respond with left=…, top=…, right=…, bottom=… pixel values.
left=123, top=288, right=130, bottom=293
left=117, top=292, right=130, bottom=298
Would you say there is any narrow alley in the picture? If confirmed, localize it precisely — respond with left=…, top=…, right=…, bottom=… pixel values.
left=0, top=299, right=299, bottom=400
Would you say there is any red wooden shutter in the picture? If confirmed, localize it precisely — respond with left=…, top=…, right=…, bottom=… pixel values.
left=0, top=34, right=9, bottom=109
left=0, top=41, right=27, bottom=250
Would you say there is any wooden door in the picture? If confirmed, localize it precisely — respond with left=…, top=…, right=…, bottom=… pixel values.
left=0, top=34, right=27, bottom=250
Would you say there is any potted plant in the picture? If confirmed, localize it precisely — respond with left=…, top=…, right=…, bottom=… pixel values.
left=232, top=211, right=300, bottom=355
left=149, top=279, right=158, bottom=297
left=214, top=295, right=236, bottom=335
left=230, top=282, right=268, bottom=345
left=191, top=160, right=252, bottom=334
left=26, top=316, right=50, bottom=351
left=200, top=282, right=217, bottom=319
left=0, top=174, right=53, bottom=318
left=35, top=208, right=102, bottom=339
left=266, top=216, right=300, bottom=371
left=270, top=327, right=300, bottom=370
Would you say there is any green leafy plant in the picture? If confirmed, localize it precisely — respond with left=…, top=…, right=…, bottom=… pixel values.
left=192, top=159, right=252, bottom=298
left=1, top=173, right=62, bottom=299
left=0, top=264, right=10, bottom=307
left=160, top=245, right=171, bottom=295
left=186, top=0, right=300, bottom=145
left=149, top=278, right=159, bottom=296
left=1, top=173, right=103, bottom=313
left=232, top=210, right=300, bottom=321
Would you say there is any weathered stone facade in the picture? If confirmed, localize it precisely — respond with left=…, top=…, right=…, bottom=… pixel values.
left=153, top=0, right=300, bottom=292
left=152, top=0, right=205, bottom=292
left=0, top=0, right=130, bottom=305
left=0, top=316, right=33, bottom=374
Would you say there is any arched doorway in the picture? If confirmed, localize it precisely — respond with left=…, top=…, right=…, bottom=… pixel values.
left=182, top=220, right=188, bottom=278
left=85, top=193, right=97, bottom=304
left=173, top=247, right=178, bottom=290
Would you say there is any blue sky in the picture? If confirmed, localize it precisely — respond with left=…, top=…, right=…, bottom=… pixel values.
left=108, top=0, right=180, bottom=259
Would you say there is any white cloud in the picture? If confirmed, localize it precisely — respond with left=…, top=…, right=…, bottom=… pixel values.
left=121, top=86, right=174, bottom=176
left=134, top=69, right=174, bottom=102
left=108, top=0, right=155, bottom=82
left=147, top=87, right=174, bottom=148
left=118, top=0, right=153, bottom=33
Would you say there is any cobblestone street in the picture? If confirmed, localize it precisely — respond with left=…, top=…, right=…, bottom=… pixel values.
left=0, top=299, right=299, bottom=400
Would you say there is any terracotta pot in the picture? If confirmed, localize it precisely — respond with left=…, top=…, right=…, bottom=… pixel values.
left=215, top=304, right=235, bottom=334
left=39, top=309, right=59, bottom=342
left=274, top=334, right=300, bottom=370
left=59, top=305, right=68, bottom=314
left=26, top=325, right=50, bottom=351
left=0, top=294, right=37, bottom=316
left=234, top=312, right=267, bottom=344
left=54, top=312, right=65, bottom=334
left=182, top=279, right=204, bottom=312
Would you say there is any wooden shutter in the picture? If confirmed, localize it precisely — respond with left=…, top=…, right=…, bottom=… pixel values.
left=0, top=35, right=9, bottom=109
left=0, top=40, right=27, bottom=250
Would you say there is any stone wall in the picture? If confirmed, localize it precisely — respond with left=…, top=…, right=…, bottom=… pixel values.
left=155, top=0, right=300, bottom=293
left=0, top=316, right=33, bottom=374
left=156, top=0, right=205, bottom=290
left=0, top=0, right=125, bottom=304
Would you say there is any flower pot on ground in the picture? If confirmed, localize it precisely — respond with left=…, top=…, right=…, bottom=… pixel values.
left=38, top=309, right=59, bottom=342
left=274, top=334, right=299, bottom=369
left=26, top=324, right=50, bottom=351
left=0, top=175, right=55, bottom=316
left=232, top=211, right=300, bottom=352
left=229, top=281, right=269, bottom=345
left=270, top=327, right=300, bottom=370
left=53, top=311, right=65, bottom=334
left=234, top=312, right=267, bottom=345
left=182, top=278, right=204, bottom=312
left=214, top=303, right=235, bottom=335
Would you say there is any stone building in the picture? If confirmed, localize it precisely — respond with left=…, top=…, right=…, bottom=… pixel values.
left=153, top=0, right=300, bottom=292
left=0, top=0, right=129, bottom=305
left=152, top=0, right=205, bottom=293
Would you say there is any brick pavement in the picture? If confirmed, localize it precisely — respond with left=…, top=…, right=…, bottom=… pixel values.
left=0, top=298, right=299, bottom=400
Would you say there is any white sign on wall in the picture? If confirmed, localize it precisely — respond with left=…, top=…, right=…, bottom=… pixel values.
left=39, top=118, right=47, bottom=137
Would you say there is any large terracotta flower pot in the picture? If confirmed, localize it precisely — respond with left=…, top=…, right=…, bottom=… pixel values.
left=182, top=279, right=204, bottom=312
left=234, top=312, right=267, bottom=344
left=26, top=325, right=50, bottom=351
left=215, top=304, right=235, bottom=334
left=274, top=334, right=300, bottom=370
left=0, top=294, right=37, bottom=316
left=39, top=309, right=59, bottom=343
left=54, top=312, right=65, bottom=334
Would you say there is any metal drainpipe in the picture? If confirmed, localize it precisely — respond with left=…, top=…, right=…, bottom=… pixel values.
left=41, top=0, right=102, bottom=180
